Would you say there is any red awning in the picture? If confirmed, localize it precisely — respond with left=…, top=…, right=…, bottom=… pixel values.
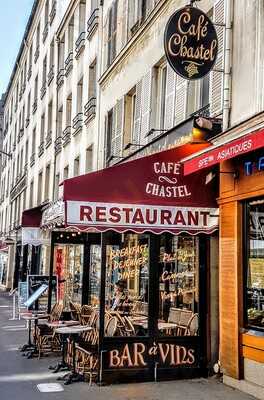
left=183, top=128, right=264, bottom=175
left=22, top=205, right=43, bottom=227
left=63, top=143, right=219, bottom=235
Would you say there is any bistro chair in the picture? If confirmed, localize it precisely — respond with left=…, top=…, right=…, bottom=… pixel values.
left=35, top=303, right=64, bottom=358
left=80, top=305, right=93, bottom=325
left=177, top=309, right=193, bottom=336
left=184, top=313, right=199, bottom=336
left=69, top=301, right=82, bottom=322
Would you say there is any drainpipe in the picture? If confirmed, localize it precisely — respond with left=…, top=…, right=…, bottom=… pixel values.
left=222, top=0, right=234, bottom=131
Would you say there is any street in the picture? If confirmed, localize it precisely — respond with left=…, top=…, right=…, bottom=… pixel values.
left=0, top=291, right=257, bottom=400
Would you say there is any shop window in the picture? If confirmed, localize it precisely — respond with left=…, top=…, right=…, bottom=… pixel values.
left=54, top=244, right=84, bottom=309
left=245, top=199, right=264, bottom=330
left=158, top=234, right=200, bottom=336
left=105, top=233, right=149, bottom=336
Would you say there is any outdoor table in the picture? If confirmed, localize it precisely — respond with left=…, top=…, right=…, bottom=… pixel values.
left=55, top=325, right=92, bottom=385
left=20, top=313, right=45, bottom=356
left=48, top=321, right=80, bottom=372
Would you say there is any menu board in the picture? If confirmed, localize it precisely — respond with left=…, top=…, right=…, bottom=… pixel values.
left=249, top=258, right=264, bottom=288
left=27, top=275, right=57, bottom=310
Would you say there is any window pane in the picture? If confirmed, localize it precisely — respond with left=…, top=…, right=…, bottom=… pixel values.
left=158, top=234, right=199, bottom=336
left=105, top=233, right=149, bottom=337
left=89, top=244, right=101, bottom=307
left=246, top=200, right=264, bottom=329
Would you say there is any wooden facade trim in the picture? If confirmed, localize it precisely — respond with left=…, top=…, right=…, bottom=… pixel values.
left=242, top=346, right=264, bottom=364
left=241, top=333, right=264, bottom=351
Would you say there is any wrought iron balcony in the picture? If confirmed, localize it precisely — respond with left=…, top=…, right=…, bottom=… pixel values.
left=45, top=130, right=52, bottom=148
left=32, top=99, right=38, bottom=114
left=38, top=140, right=45, bottom=157
left=54, top=136, right=62, bottom=155
left=10, top=172, right=27, bottom=202
left=30, top=153, right=35, bottom=167
left=72, top=113, right=83, bottom=135
left=75, top=32, right=85, bottom=59
left=65, top=52, right=73, bottom=76
left=47, top=65, right=55, bottom=86
left=27, top=65, right=32, bottom=81
left=49, top=0, right=56, bottom=25
left=40, top=82, right=47, bottom=99
left=34, top=45, right=40, bottom=63
left=87, top=8, right=99, bottom=40
left=42, top=22, right=48, bottom=42
left=62, top=126, right=71, bottom=146
left=13, top=142, right=16, bottom=151
left=56, top=68, right=64, bottom=88
left=19, top=127, right=24, bottom=138
left=84, top=97, right=96, bottom=123
left=25, top=117, right=30, bottom=128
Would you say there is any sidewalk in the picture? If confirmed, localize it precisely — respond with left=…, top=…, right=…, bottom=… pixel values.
left=0, top=291, right=257, bottom=400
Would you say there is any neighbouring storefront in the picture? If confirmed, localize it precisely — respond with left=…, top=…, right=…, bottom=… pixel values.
left=183, top=127, right=264, bottom=394
left=47, top=142, right=219, bottom=383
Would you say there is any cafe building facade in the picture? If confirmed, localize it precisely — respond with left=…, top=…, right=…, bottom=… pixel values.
left=45, top=138, right=220, bottom=383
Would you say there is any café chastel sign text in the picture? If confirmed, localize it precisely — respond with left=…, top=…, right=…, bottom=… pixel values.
left=164, top=6, right=218, bottom=80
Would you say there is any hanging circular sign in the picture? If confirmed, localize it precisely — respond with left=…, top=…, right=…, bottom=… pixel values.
left=164, top=6, right=218, bottom=80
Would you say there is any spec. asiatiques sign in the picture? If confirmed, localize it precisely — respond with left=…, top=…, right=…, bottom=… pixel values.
left=164, top=6, right=218, bottom=80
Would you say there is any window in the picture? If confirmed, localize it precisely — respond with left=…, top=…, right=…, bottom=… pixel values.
left=74, top=156, right=80, bottom=177
left=63, top=165, right=69, bottom=180
left=34, top=75, right=38, bottom=101
left=54, top=173, right=60, bottom=200
left=27, top=91, right=31, bottom=120
left=106, top=109, right=113, bottom=161
left=105, top=233, right=149, bottom=337
left=37, top=171, right=43, bottom=204
left=57, top=106, right=63, bottom=138
left=245, top=199, right=264, bottom=330
left=29, top=180, right=34, bottom=208
left=153, top=64, right=167, bottom=130
left=88, top=59, right=97, bottom=101
left=40, top=113, right=45, bottom=143
left=107, top=0, right=118, bottom=67
left=68, top=17, right=74, bottom=53
left=79, top=0, right=86, bottom=34
left=158, top=234, right=199, bottom=336
left=123, top=87, right=136, bottom=151
left=49, top=39, right=54, bottom=70
left=44, top=164, right=50, bottom=201
left=42, top=55, right=47, bottom=87
left=32, top=127, right=36, bottom=154
left=66, top=94, right=72, bottom=126
left=85, top=146, right=93, bottom=173
left=77, top=78, right=83, bottom=113
left=48, top=100, right=53, bottom=133
left=44, top=0, right=49, bottom=25
left=58, top=36, right=65, bottom=70
left=25, top=140, right=28, bottom=167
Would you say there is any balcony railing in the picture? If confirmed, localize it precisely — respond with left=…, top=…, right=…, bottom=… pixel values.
left=25, top=117, right=30, bottom=128
left=42, top=22, right=49, bottom=42
left=62, top=126, right=71, bottom=147
left=56, top=68, right=64, bottom=88
left=45, top=130, right=52, bottom=148
left=47, top=65, right=55, bottom=86
left=38, top=140, right=45, bottom=157
left=54, top=136, right=62, bottom=155
left=65, top=52, right=73, bottom=76
left=27, top=65, right=32, bottom=81
left=87, top=8, right=99, bottom=40
left=84, top=97, right=96, bottom=123
left=34, top=45, right=40, bottom=63
left=40, top=82, right=47, bottom=99
left=49, top=0, right=56, bottom=25
left=72, top=113, right=83, bottom=135
left=75, top=32, right=85, bottom=59
left=13, top=142, right=16, bottom=151
left=30, top=153, right=35, bottom=167
left=32, top=99, right=38, bottom=114
left=19, top=127, right=24, bottom=139
left=10, top=173, right=27, bottom=202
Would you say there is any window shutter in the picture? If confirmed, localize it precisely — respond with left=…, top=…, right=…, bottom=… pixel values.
left=174, top=75, right=188, bottom=125
left=103, top=12, right=110, bottom=71
left=164, top=65, right=176, bottom=130
left=133, top=81, right=142, bottom=144
left=111, top=98, right=124, bottom=163
left=140, top=70, right=153, bottom=144
left=209, top=0, right=225, bottom=116
left=121, top=0, right=128, bottom=48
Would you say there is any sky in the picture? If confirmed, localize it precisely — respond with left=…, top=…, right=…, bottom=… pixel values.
left=0, top=0, right=34, bottom=95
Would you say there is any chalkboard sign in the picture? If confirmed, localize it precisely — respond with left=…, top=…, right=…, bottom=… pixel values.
left=18, top=281, right=28, bottom=306
left=27, top=275, right=57, bottom=311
